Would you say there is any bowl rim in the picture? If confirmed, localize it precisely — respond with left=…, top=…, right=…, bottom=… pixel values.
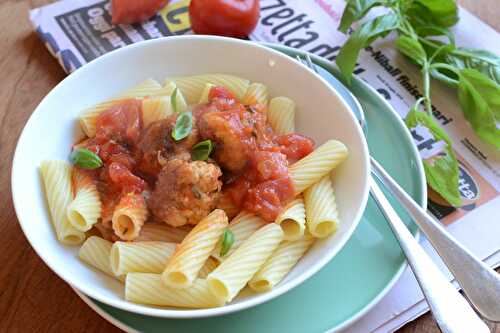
left=11, top=35, right=370, bottom=319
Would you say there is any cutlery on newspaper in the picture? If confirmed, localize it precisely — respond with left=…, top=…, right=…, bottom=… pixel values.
left=297, top=53, right=496, bottom=332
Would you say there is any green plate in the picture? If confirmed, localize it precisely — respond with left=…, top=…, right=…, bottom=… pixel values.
left=74, top=45, right=426, bottom=332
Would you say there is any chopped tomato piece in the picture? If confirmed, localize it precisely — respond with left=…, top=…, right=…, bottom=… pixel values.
left=209, top=86, right=236, bottom=101
left=276, top=133, right=315, bottom=162
left=107, top=162, right=147, bottom=194
left=96, top=99, right=142, bottom=144
left=244, top=178, right=294, bottom=221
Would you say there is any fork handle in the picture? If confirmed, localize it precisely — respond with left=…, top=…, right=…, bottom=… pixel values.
left=370, top=178, right=489, bottom=333
left=371, top=157, right=500, bottom=322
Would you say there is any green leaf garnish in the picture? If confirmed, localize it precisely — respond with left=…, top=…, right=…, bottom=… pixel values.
left=191, top=140, right=214, bottom=161
left=405, top=107, right=461, bottom=206
left=171, top=111, right=193, bottom=141
left=171, top=87, right=178, bottom=113
left=338, top=0, right=383, bottom=33
left=219, top=229, right=235, bottom=257
left=69, top=148, right=103, bottom=169
left=395, top=35, right=427, bottom=66
left=457, top=69, right=500, bottom=149
left=336, top=14, right=399, bottom=82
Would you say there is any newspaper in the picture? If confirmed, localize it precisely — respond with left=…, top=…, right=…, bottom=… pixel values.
left=30, top=1, right=500, bottom=331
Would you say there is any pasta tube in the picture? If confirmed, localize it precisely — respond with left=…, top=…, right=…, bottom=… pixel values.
left=304, top=175, right=339, bottom=238
left=112, top=193, right=148, bottom=241
left=79, top=236, right=123, bottom=281
left=267, top=96, right=295, bottom=134
left=290, top=139, right=348, bottom=195
left=40, top=160, right=85, bottom=245
left=142, top=96, right=173, bottom=127
left=110, top=241, right=176, bottom=275
left=242, top=82, right=268, bottom=105
left=211, top=211, right=266, bottom=261
left=275, top=196, right=306, bottom=241
left=67, top=168, right=101, bottom=232
left=249, top=236, right=314, bottom=292
left=207, top=223, right=283, bottom=302
left=162, top=209, right=228, bottom=289
left=126, top=274, right=224, bottom=308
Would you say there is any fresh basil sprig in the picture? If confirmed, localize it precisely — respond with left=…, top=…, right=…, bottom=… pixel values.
left=69, top=148, right=103, bottom=169
left=220, top=229, right=235, bottom=257
left=405, top=106, right=461, bottom=206
left=191, top=140, right=214, bottom=161
left=337, top=0, right=500, bottom=206
left=171, top=111, right=192, bottom=141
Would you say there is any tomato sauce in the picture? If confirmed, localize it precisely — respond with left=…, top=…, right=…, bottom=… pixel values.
left=205, top=87, right=314, bottom=221
left=75, top=87, right=314, bottom=225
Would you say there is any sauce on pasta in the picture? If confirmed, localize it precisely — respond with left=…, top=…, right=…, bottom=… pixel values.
left=76, top=86, right=313, bottom=226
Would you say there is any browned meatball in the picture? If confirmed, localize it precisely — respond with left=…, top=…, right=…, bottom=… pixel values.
left=137, top=117, right=200, bottom=176
left=149, top=159, right=222, bottom=227
left=198, top=110, right=252, bottom=172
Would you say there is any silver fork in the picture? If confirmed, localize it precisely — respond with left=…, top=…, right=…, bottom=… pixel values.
left=297, top=54, right=497, bottom=332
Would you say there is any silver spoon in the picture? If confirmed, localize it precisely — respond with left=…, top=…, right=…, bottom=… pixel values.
left=297, top=54, right=492, bottom=332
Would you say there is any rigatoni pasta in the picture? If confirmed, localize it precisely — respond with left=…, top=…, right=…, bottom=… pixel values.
left=290, top=139, right=348, bottom=195
left=112, top=193, right=148, bottom=241
left=110, top=241, right=176, bottom=275
left=162, top=209, right=228, bottom=289
left=126, top=274, right=224, bottom=308
left=142, top=96, right=173, bottom=127
left=242, top=82, right=268, bottom=105
left=211, top=211, right=266, bottom=261
left=304, top=175, right=339, bottom=238
left=267, top=96, right=295, bottom=134
left=67, top=169, right=101, bottom=232
left=275, top=196, right=306, bottom=241
left=207, top=223, right=284, bottom=302
left=79, top=236, right=123, bottom=281
left=40, top=160, right=85, bottom=245
left=249, top=236, right=314, bottom=292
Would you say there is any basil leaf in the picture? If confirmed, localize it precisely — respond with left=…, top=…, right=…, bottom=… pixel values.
left=336, top=13, right=399, bottom=82
left=407, top=0, right=458, bottom=28
left=446, top=48, right=500, bottom=85
left=171, top=87, right=178, bottom=113
left=457, top=69, right=500, bottom=149
left=395, top=35, right=427, bottom=66
left=338, top=0, right=383, bottom=33
left=69, top=148, right=103, bottom=169
left=219, top=229, right=235, bottom=257
left=405, top=108, right=461, bottom=206
left=191, top=140, right=213, bottom=161
left=171, top=111, right=193, bottom=141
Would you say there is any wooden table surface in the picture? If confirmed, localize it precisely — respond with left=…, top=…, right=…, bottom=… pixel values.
left=1, top=0, right=498, bottom=332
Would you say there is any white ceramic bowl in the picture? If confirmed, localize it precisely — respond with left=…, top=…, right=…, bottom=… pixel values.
left=12, top=36, right=369, bottom=318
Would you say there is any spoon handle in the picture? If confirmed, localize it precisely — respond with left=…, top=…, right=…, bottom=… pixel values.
left=369, top=178, right=489, bottom=333
left=371, top=157, right=500, bottom=322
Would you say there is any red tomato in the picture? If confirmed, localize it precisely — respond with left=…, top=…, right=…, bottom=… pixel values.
left=112, top=0, right=168, bottom=25
left=95, top=99, right=143, bottom=144
left=276, top=134, right=315, bottom=162
left=189, top=0, right=260, bottom=38
left=107, top=162, right=147, bottom=194
left=244, top=178, right=295, bottom=222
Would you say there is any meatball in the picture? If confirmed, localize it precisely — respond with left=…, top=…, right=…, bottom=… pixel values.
left=198, top=110, right=251, bottom=172
left=137, top=117, right=199, bottom=176
left=149, top=159, right=222, bottom=227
